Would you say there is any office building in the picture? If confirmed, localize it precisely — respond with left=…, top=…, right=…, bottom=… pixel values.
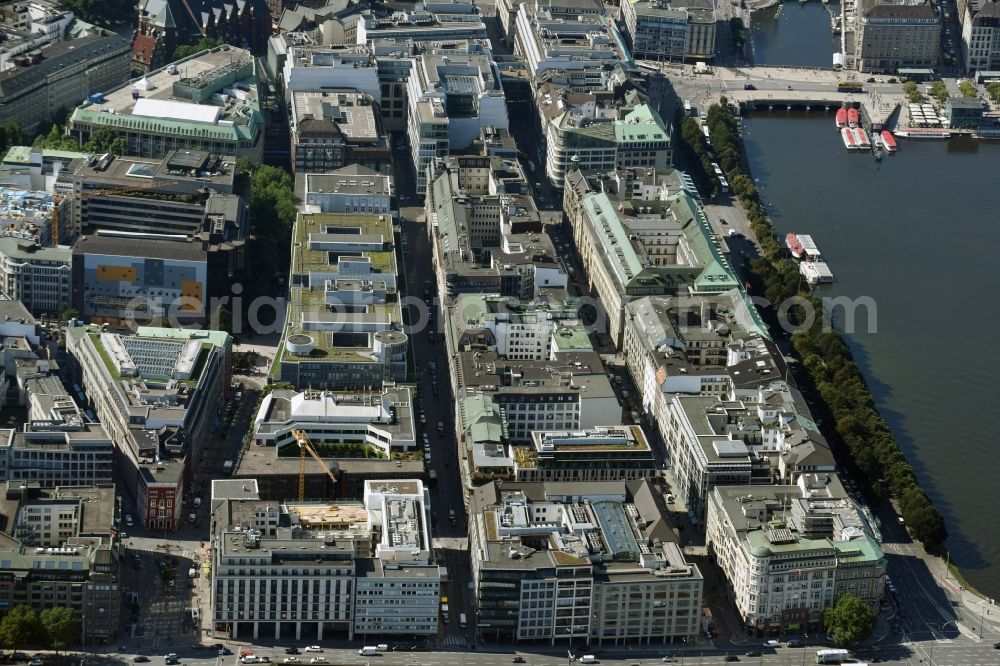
left=706, top=481, right=886, bottom=635
left=458, top=351, right=620, bottom=442
left=0, top=4, right=130, bottom=132
left=290, top=90, right=390, bottom=174
left=71, top=234, right=210, bottom=326
left=620, top=0, right=716, bottom=61
left=405, top=41, right=509, bottom=192
left=210, top=479, right=439, bottom=641
left=452, top=293, right=589, bottom=360
left=281, top=44, right=380, bottom=100
left=0, top=238, right=71, bottom=316
left=303, top=166, right=394, bottom=216
left=273, top=212, right=407, bottom=389
left=0, top=418, right=114, bottom=489
left=0, top=146, right=86, bottom=193
left=539, top=87, right=672, bottom=189
left=566, top=186, right=739, bottom=345
left=662, top=381, right=836, bottom=524
left=961, top=0, right=1000, bottom=71
left=0, top=483, right=116, bottom=548
left=0, top=531, right=119, bottom=641
left=856, top=0, right=940, bottom=73
left=514, top=0, right=625, bottom=77
left=512, top=425, right=658, bottom=482
left=66, top=325, right=231, bottom=530
left=426, top=156, right=565, bottom=300
left=69, top=47, right=265, bottom=160
left=355, top=1, right=488, bottom=45
left=250, top=385, right=416, bottom=454
left=470, top=479, right=703, bottom=645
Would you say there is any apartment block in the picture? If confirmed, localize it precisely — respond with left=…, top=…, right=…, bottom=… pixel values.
left=565, top=184, right=739, bottom=345
left=470, top=479, right=703, bottom=645
left=66, top=325, right=230, bottom=530
left=250, top=385, right=416, bottom=454
left=210, top=479, right=439, bottom=641
left=856, top=0, right=940, bottom=73
left=274, top=212, right=406, bottom=389
left=706, top=481, right=886, bottom=635
left=290, top=90, right=390, bottom=174
left=405, top=41, right=509, bottom=192
left=69, top=47, right=265, bottom=160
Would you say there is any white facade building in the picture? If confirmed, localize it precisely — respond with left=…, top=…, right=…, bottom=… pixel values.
left=405, top=42, right=509, bottom=192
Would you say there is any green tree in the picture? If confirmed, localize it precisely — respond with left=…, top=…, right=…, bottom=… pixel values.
left=83, top=126, right=122, bottom=154
left=823, top=594, right=875, bottom=647
left=59, top=0, right=134, bottom=26
left=930, top=80, right=950, bottom=104
left=39, top=607, right=77, bottom=653
left=958, top=80, right=978, bottom=97
left=0, top=605, right=41, bottom=652
left=173, top=37, right=222, bottom=61
left=60, top=307, right=80, bottom=323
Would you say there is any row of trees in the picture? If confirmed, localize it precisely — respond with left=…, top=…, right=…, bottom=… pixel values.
left=0, top=606, right=78, bottom=653
left=673, top=111, right=718, bottom=197
left=234, top=159, right=298, bottom=301
left=704, top=100, right=949, bottom=551
left=902, top=81, right=926, bottom=104
left=958, top=80, right=978, bottom=98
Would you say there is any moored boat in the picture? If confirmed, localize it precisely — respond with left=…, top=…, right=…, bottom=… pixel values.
left=841, top=127, right=858, bottom=149
left=855, top=127, right=871, bottom=149
left=881, top=130, right=897, bottom=152
left=836, top=108, right=847, bottom=129
left=785, top=233, right=805, bottom=258
left=847, top=107, right=859, bottom=128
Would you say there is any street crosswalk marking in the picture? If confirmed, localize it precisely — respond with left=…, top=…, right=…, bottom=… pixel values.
left=438, top=635, right=467, bottom=649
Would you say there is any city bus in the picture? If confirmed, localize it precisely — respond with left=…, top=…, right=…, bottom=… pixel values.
left=837, top=82, right=864, bottom=93
left=816, top=648, right=851, bottom=663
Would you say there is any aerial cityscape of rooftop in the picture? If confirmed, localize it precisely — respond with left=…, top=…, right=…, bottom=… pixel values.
left=0, top=0, right=997, bottom=664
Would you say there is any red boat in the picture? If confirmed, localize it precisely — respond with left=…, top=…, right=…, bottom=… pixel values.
left=855, top=127, right=871, bottom=148
left=835, top=108, right=847, bottom=129
left=881, top=130, right=897, bottom=152
left=785, top=233, right=805, bottom=258
left=847, top=108, right=859, bottom=128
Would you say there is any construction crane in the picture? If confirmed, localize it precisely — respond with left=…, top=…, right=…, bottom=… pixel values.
left=50, top=177, right=180, bottom=243
left=291, top=429, right=338, bottom=501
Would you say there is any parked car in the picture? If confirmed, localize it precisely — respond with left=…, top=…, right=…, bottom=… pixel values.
left=283, top=649, right=299, bottom=656
left=303, top=648, right=322, bottom=654
left=513, top=658, right=526, bottom=664
left=218, top=649, right=232, bottom=656
left=133, top=658, right=150, bottom=664
left=309, top=659, right=328, bottom=664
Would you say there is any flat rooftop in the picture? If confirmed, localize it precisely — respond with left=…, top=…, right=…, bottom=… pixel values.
left=292, top=90, right=379, bottom=142
left=70, top=46, right=261, bottom=142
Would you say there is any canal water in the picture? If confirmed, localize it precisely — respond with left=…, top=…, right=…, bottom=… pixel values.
left=742, top=113, right=1000, bottom=598
left=749, top=2, right=839, bottom=68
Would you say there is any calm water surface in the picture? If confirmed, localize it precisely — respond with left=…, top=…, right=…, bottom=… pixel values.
left=750, top=2, right=839, bottom=68
left=742, top=114, right=1000, bottom=598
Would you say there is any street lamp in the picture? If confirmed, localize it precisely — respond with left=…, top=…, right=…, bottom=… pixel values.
left=927, top=619, right=958, bottom=666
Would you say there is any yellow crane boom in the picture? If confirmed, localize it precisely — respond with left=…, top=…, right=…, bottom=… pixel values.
left=291, top=429, right=337, bottom=501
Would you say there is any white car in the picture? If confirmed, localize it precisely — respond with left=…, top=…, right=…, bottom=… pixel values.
left=303, top=647, right=322, bottom=653
left=309, top=659, right=328, bottom=664
left=282, top=659, right=299, bottom=664
left=763, top=640, right=781, bottom=648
